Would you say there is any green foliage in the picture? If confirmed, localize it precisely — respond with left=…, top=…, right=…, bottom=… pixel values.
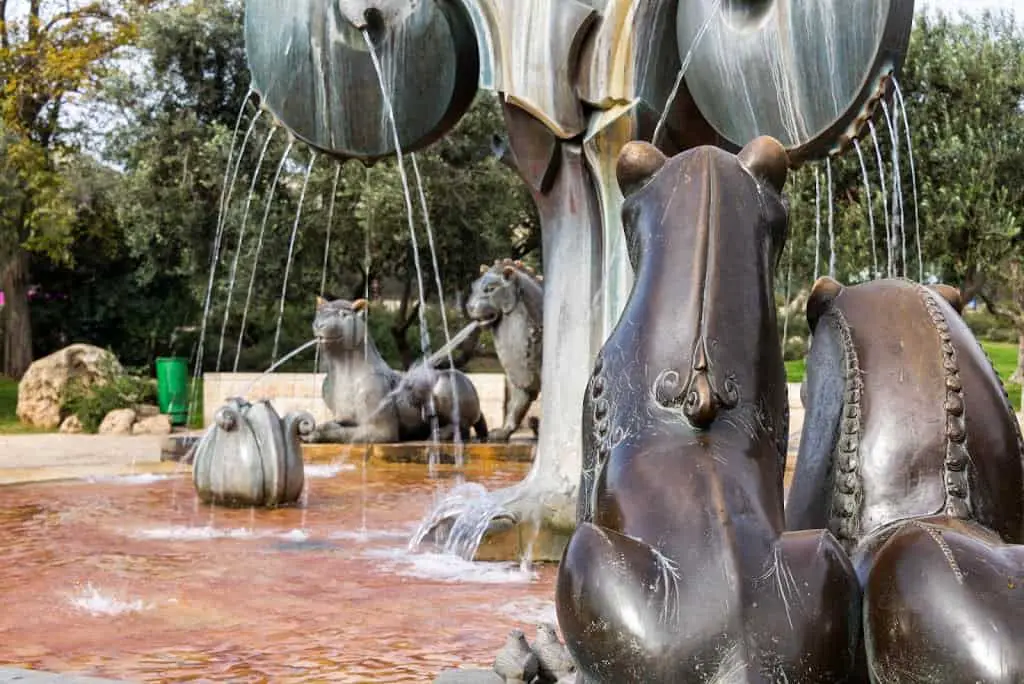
left=776, top=10, right=1024, bottom=301
left=963, top=308, right=1017, bottom=343
left=61, top=356, right=157, bottom=433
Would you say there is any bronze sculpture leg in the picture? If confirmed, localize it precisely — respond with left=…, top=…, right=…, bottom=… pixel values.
left=864, top=516, right=1024, bottom=683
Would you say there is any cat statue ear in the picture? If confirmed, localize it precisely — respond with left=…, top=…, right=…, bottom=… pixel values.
left=352, top=298, right=368, bottom=316
left=316, top=296, right=327, bottom=310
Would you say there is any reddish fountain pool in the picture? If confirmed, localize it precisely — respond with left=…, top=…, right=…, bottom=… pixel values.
left=0, top=461, right=557, bottom=682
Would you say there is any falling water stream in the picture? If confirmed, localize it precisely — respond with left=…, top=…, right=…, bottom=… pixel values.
left=187, top=96, right=257, bottom=429
left=215, top=126, right=278, bottom=371
left=240, top=339, right=320, bottom=397
left=272, top=151, right=318, bottom=363
left=234, top=138, right=295, bottom=372
left=813, top=168, right=821, bottom=279
left=867, top=121, right=892, bottom=277
left=312, top=163, right=344, bottom=398
left=853, top=138, right=879, bottom=278
left=411, top=153, right=464, bottom=464
left=363, top=29, right=442, bottom=448
left=826, top=158, right=835, bottom=279
left=880, top=101, right=907, bottom=278
left=652, top=0, right=723, bottom=145
left=893, top=79, right=923, bottom=282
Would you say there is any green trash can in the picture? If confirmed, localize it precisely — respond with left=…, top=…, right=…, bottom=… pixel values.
left=155, top=357, right=189, bottom=426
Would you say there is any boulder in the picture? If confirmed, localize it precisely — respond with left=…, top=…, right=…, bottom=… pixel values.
left=135, top=404, right=161, bottom=419
left=99, top=408, right=136, bottom=435
left=16, top=344, right=122, bottom=429
left=132, top=414, right=172, bottom=436
left=58, top=415, right=83, bottom=434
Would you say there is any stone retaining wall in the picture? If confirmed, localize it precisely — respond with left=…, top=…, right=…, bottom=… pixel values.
left=202, top=372, right=793, bottom=432
left=202, top=372, right=541, bottom=434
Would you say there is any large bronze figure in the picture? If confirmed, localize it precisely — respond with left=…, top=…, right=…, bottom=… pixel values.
left=555, top=138, right=861, bottom=682
left=788, top=277, right=1024, bottom=682
left=243, top=0, right=918, bottom=554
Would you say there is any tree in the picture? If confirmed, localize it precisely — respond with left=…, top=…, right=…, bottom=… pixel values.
left=0, top=0, right=154, bottom=378
left=773, top=10, right=1024, bottom=335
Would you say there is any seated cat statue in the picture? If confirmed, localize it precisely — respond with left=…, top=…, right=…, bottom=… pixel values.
left=787, top=277, right=1024, bottom=682
left=192, top=397, right=312, bottom=507
left=392, top=360, right=488, bottom=441
left=555, top=138, right=861, bottom=682
left=309, top=297, right=486, bottom=443
left=465, top=259, right=542, bottom=441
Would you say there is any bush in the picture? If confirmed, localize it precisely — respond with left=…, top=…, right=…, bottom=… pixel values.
left=61, top=356, right=157, bottom=433
left=964, top=309, right=1017, bottom=343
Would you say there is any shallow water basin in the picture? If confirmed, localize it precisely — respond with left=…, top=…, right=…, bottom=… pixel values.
left=0, top=460, right=556, bottom=682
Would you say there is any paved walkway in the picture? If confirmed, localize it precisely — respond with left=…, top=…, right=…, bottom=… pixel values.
left=0, top=434, right=181, bottom=485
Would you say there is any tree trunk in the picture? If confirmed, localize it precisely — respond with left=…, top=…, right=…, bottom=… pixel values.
left=1, top=251, right=33, bottom=379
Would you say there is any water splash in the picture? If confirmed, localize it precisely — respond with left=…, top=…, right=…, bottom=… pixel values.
left=653, top=0, right=723, bottom=146
left=69, top=584, right=150, bottom=616
left=853, top=138, right=879, bottom=278
left=216, top=126, right=278, bottom=371
left=868, top=120, right=891, bottom=277
left=364, top=547, right=537, bottom=584
left=305, top=463, right=356, bottom=478
left=826, top=158, right=835, bottom=278
left=233, top=138, right=295, bottom=372
left=84, top=473, right=176, bottom=485
left=133, top=526, right=309, bottom=541
left=408, top=482, right=514, bottom=560
left=272, top=151, right=318, bottom=362
left=893, top=79, right=923, bottom=282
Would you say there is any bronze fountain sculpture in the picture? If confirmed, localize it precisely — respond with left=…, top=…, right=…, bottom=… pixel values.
left=238, top=0, right=1024, bottom=679
left=308, top=296, right=488, bottom=443
left=557, top=137, right=862, bottom=681
left=243, top=0, right=919, bottom=555
left=787, top=277, right=1024, bottom=681
left=465, top=259, right=543, bottom=442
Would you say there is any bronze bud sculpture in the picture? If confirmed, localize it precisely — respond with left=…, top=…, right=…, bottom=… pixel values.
left=192, top=397, right=312, bottom=507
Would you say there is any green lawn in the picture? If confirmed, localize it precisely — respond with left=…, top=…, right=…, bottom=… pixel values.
left=0, top=375, right=46, bottom=434
left=786, top=340, right=1021, bottom=409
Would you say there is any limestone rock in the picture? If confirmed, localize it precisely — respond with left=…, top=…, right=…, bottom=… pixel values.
left=58, top=415, right=83, bottom=434
left=432, top=669, right=503, bottom=684
left=132, top=414, right=171, bottom=436
left=16, top=344, right=122, bottom=429
left=135, top=404, right=161, bottom=418
left=99, top=408, right=136, bottom=435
